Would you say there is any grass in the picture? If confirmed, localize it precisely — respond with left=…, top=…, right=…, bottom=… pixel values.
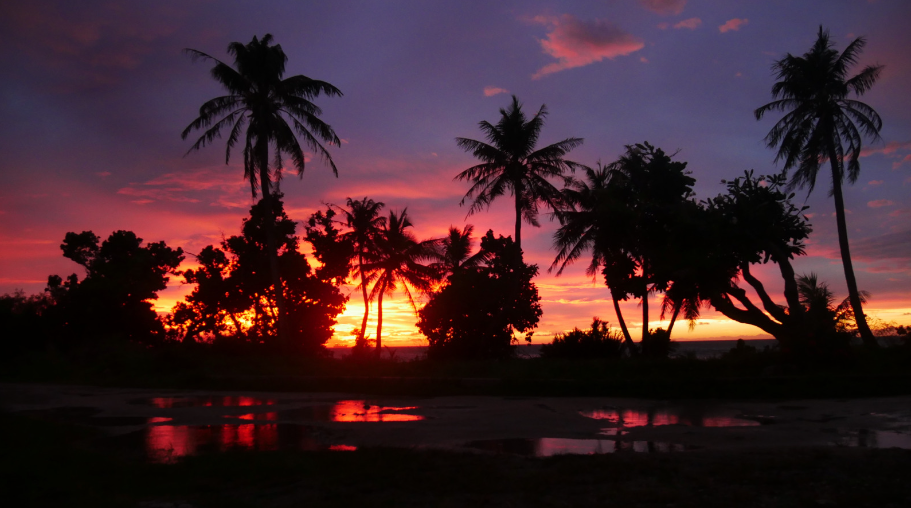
left=3, top=411, right=911, bottom=507
left=2, top=340, right=911, bottom=399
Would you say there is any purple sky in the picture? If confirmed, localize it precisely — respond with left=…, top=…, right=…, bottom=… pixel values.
left=2, top=0, right=909, bottom=345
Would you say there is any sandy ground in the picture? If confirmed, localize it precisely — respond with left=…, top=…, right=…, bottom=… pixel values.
left=2, top=383, right=910, bottom=454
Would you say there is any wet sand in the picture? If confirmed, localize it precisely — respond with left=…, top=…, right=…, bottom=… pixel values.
left=2, top=383, right=909, bottom=457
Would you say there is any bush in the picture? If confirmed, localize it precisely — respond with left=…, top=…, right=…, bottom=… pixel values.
left=640, top=328, right=676, bottom=359
left=540, top=318, right=623, bottom=359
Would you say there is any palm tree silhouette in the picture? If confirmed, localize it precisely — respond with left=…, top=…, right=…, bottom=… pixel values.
left=181, top=34, right=342, bottom=346
left=336, top=197, right=386, bottom=342
left=456, top=95, right=584, bottom=249
left=755, top=26, right=883, bottom=347
left=431, top=225, right=489, bottom=279
left=364, top=209, right=438, bottom=351
left=551, top=164, right=637, bottom=351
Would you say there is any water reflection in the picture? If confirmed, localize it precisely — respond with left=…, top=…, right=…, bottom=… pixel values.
left=465, top=438, right=687, bottom=457
left=275, top=400, right=424, bottom=422
left=581, top=407, right=761, bottom=428
left=146, top=396, right=276, bottom=408
left=144, top=421, right=355, bottom=463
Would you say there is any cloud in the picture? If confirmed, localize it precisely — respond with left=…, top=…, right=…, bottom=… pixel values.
left=889, top=209, right=911, bottom=218
left=674, top=18, right=701, bottom=30
left=532, top=15, right=645, bottom=79
left=860, top=140, right=911, bottom=157
left=851, top=229, right=911, bottom=261
left=868, top=180, right=883, bottom=186
left=483, top=86, right=508, bottom=97
left=639, top=0, right=687, bottom=16
left=117, top=167, right=249, bottom=207
left=719, top=18, right=748, bottom=33
left=868, top=199, right=895, bottom=208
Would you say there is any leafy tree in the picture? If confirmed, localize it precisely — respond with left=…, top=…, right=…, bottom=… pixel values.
left=46, top=230, right=184, bottom=345
left=171, top=195, right=346, bottom=354
left=362, top=209, right=438, bottom=351
left=755, top=27, right=883, bottom=347
left=685, top=172, right=814, bottom=351
left=182, top=34, right=342, bottom=346
left=333, top=197, right=386, bottom=344
left=0, top=290, right=55, bottom=355
left=540, top=318, right=623, bottom=359
left=418, top=230, right=542, bottom=360
left=456, top=95, right=584, bottom=248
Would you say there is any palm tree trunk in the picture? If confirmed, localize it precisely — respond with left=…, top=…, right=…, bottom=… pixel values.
left=611, top=291, right=637, bottom=355
left=514, top=190, right=522, bottom=249
left=641, top=283, right=649, bottom=342
left=830, top=167, right=877, bottom=347
left=358, top=254, right=370, bottom=340
left=667, top=301, right=680, bottom=337
left=258, top=140, right=289, bottom=348
left=376, top=279, right=387, bottom=353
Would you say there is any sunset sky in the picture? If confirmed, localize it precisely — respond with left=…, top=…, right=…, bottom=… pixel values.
left=1, top=0, right=909, bottom=346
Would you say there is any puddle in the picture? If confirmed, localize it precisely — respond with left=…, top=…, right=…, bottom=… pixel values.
left=276, top=400, right=424, bottom=422
left=465, top=438, right=689, bottom=457
left=580, top=407, right=761, bottom=429
left=134, top=396, right=277, bottom=408
left=832, top=429, right=911, bottom=450
left=136, top=423, right=355, bottom=463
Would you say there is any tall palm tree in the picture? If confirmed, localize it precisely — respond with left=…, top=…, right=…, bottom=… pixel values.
left=456, top=95, right=584, bottom=249
left=336, top=197, right=386, bottom=342
left=755, top=27, right=883, bottom=347
left=364, top=209, right=439, bottom=351
left=182, top=34, right=342, bottom=346
left=431, top=225, right=489, bottom=279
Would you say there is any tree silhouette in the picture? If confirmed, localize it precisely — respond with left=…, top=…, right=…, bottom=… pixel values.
left=362, top=209, right=438, bottom=352
left=419, top=231, right=542, bottom=360
left=171, top=195, right=346, bottom=354
left=181, top=34, right=342, bottom=347
left=430, top=224, right=489, bottom=279
left=47, top=230, right=183, bottom=345
left=694, top=172, right=813, bottom=350
left=334, top=197, right=386, bottom=344
left=755, top=26, right=883, bottom=347
left=456, top=95, right=584, bottom=249
left=552, top=143, right=694, bottom=350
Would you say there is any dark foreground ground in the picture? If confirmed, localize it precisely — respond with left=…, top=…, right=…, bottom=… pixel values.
left=3, top=410, right=910, bottom=508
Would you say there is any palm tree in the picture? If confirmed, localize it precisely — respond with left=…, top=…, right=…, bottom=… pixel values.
left=182, top=34, right=342, bottom=346
left=431, top=225, right=489, bottom=279
left=336, top=197, right=386, bottom=342
left=364, top=209, right=439, bottom=351
left=551, top=164, right=637, bottom=351
left=456, top=95, right=584, bottom=249
left=755, top=27, right=883, bottom=347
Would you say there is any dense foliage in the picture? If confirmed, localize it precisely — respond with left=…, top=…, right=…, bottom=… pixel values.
left=170, top=195, right=347, bottom=354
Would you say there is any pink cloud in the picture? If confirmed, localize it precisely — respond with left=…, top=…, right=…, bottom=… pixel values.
left=483, top=86, right=508, bottom=97
left=639, top=0, right=687, bottom=16
left=719, top=18, right=748, bottom=33
left=674, top=18, right=701, bottom=30
left=868, top=180, right=883, bottom=186
left=532, top=15, right=645, bottom=79
left=868, top=199, right=895, bottom=208
left=860, top=140, right=911, bottom=157
left=889, top=209, right=911, bottom=218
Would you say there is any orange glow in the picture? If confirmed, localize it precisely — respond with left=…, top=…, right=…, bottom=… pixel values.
left=330, top=400, right=423, bottom=422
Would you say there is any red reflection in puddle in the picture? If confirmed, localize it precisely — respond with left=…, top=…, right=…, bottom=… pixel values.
left=148, top=417, right=173, bottom=423
left=329, top=444, right=357, bottom=451
left=330, top=400, right=423, bottom=422
left=149, top=396, right=276, bottom=408
left=581, top=408, right=759, bottom=428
